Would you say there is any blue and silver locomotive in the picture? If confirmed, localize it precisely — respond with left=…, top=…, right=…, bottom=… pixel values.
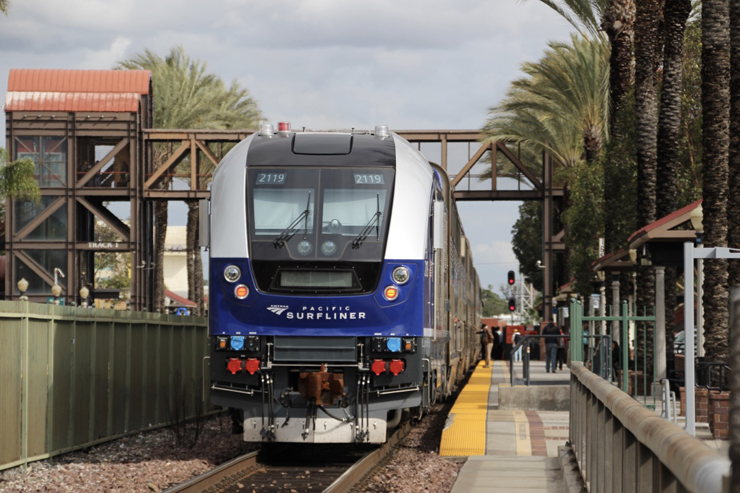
left=204, top=123, right=481, bottom=443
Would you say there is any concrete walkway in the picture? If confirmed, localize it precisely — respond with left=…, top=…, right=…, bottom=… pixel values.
left=451, top=360, right=570, bottom=492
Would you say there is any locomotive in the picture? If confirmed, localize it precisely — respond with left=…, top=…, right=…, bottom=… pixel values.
left=203, top=123, right=481, bottom=443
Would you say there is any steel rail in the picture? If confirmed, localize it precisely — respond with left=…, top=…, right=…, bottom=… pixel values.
left=164, top=450, right=259, bottom=493
left=323, top=421, right=412, bottom=493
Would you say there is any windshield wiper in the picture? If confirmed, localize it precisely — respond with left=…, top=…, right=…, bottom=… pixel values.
left=352, top=194, right=382, bottom=249
left=273, top=192, right=312, bottom=249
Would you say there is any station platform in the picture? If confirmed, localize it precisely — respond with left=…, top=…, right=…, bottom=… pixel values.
left=441, top=360, right=571, bottom=492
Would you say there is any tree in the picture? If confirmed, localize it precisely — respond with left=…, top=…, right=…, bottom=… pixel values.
left=117, top=47, right=261, bottom=313
left=633, top=0, right=662, bottom=370
left=511, top=201, right=544, bottom=291
left=729, top=0, right=740, bottom=289
left=702, top=0, right=731, bottom=364
left=657, top=0, right=692, bottom=354
left=0, top=0, right=9, bottom=15
left=0, top=148, right=41, bottom=238
left=484, top=35, right=609, bottom=168
left=481, top=286, right=508, bottom=317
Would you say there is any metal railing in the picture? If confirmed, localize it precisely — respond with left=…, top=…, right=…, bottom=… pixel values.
left=0, top=300, right=209, bottom=471
left=570, top=362, right=729, bottom=492
left=570, top=299, right=657, bottom=409
left=509, top=334, right=610, bottom=385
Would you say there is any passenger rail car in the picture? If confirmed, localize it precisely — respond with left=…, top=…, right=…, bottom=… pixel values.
left=203, top=123, right=481, bottom=444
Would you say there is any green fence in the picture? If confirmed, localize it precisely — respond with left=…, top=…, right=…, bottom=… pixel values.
left=569, top=299, right=656, bottom=407
left=0, top=300, right=209, bottom=471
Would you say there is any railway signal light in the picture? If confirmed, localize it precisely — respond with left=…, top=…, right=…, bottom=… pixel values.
left=507, top=270, right=515, bottom=285
left=508, top=298, right=516, bottom=312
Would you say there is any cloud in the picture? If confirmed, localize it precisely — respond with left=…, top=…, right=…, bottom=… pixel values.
left=80, top=37, right=132, bottom=70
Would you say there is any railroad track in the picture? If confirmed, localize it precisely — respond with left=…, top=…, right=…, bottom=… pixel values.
left=166, top=422, right=411, bottom=492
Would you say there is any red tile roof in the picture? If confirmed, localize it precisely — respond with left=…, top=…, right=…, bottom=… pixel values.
left=165, top=290, right=197, bottom=307
left=627, top=199, right=702, bottom=243
left=5, top=69, right=150, bottom=113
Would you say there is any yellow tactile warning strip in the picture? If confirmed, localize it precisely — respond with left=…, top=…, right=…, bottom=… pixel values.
left=439, top=360, right=492, bottom=456
left=512, top=410, right=532, bottom=456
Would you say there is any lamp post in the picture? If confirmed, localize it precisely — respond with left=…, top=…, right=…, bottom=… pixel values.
left=690, top=204, right=704, bottom=357
left=79, top=285, right=90, bottom=308
left=17, top=278, right=29, bottom=302
left=51, top=283, right=62, bottom=305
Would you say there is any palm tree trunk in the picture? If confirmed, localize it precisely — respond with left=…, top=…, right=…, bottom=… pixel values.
left=729, top=0, right=740, bottom=289
left=194, top=217, right=204, bottom=317
left=603, top=0, right=636, bottom=139
left=657, top=0, right=691, bottom=361
left=186, top=201, right=196, bottom=303
left=602, top=0, right=636, bottom=255
left=154, top=200, right=168, bottom=313
left=634, top=0, right=662, bottom=371
left=702, top=0, right=731, bottom=364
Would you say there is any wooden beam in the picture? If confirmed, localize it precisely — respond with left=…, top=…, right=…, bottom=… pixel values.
left=450, top=142, right=492, bottom=188
left=14, top=197, right=66, bottom=240
left=144, top=140, right=189, bottom=189
left=491, top=145, right=497, bottom=191
left=496, top=142, right=543, bottom=191
left=76, top=138, right=129, bottom=188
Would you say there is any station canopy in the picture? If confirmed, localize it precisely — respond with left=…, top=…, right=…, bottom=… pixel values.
left=5, top=69, right=150, bottom=113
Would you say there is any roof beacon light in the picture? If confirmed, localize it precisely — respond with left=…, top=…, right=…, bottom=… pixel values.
left=260, top=123, right=274, bottom=137
left=278, top=121, right=291, bottom=133
left=375, top=125, right=390, bottom=139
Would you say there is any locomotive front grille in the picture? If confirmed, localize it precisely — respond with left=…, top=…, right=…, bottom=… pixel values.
left=273, top=336, right=357, bottom=362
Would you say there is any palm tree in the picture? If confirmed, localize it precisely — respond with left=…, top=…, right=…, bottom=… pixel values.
left=632, top=0, right=662, bottom=371
left=484, top=35, right=609, bottom=168
left=485, top=35, right=608, bottom=293
left=657, top=0, right=692, bottom=354
left=117, top=47, right=261, bottom=313
left=601, top=0, right=635, bottom=138
left=729, top=0, right=740, bottom=290
left=702, top=0, right=731, bottom=364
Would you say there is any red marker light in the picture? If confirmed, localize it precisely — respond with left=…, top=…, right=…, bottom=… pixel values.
left=383, top=286, right=399, bottom=301
left=245, top=358, right=260, bottom=375
left=235, top=284, right=249, bottom=299
left=389, top=359, right=405, bottom=376
left=227, top=358, right=242, bottom=375
left=278, top=121, right=291, bottom=132
left=371, top=359, right=387, bottom=376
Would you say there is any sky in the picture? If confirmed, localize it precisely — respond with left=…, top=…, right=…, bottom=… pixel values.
left=0, top=0, right=574, bottom=293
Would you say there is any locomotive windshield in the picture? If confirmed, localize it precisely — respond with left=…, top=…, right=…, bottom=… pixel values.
left=247, top=166, right=395, bottom=294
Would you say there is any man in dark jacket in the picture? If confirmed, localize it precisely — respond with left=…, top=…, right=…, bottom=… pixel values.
left=542, top=322, right=560, bottom=373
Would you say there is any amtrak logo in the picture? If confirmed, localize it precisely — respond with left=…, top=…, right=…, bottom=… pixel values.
left=267, top=305, right=289, bottom=316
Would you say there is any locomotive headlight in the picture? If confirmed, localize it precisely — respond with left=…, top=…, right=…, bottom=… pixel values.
left=297, top=240, right=312, bottom=256
left=234, top=284, right=249, bottom=299
left=321, top=240, right=337, bottom=256
left=392, top=266, right=411, bottom=285
left=224, top=265, right=241, bottom=283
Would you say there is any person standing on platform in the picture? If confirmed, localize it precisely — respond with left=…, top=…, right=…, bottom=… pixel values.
left=481, top=324, right=494, bottom=368
left=512, top=328, right=523, bottom=362
left=557, top=327, right=567, bottom=371
left=543, top=322, right=560, bottom=373
left=476, top=323, right=487, bottom=362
